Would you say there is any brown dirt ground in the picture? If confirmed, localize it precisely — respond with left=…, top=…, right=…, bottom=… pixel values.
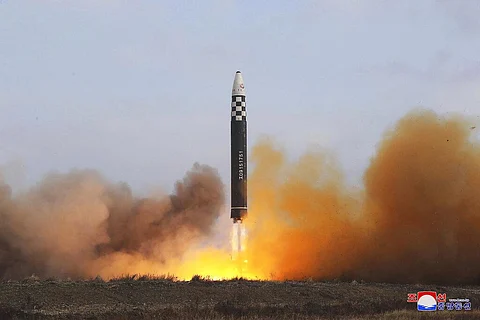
left=1, top=276, right=479, bottom=319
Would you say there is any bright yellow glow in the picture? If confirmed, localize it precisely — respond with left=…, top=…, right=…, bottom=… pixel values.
left=163, top=223, right=262, bottom=281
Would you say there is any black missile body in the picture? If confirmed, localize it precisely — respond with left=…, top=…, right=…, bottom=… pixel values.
left=230, top=71, right=247, bottom=223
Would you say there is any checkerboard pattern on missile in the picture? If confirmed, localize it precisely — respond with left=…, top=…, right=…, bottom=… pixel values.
left=231, top=96, right=246, bottom=121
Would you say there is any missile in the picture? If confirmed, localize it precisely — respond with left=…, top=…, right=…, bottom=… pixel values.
left=230, top=71, right=247, bottom=223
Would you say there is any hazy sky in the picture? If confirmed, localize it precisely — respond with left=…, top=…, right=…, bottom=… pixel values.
left=0, top=0, right=479, bottom=195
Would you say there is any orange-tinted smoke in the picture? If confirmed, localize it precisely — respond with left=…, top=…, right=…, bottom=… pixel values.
left=244, top=109, right=480, bottom=284
left=361, top=109, right=480, bottom=284
left=244, top=137, right=364, bottom=281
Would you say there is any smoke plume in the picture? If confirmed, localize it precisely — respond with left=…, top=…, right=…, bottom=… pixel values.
left=1, top=108, right=479, bottom=285
left=244, top=108, right=480, bottom=284
left=0, top=163, right=224, bottom=279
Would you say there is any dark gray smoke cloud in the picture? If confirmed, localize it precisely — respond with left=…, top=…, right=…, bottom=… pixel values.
left=0, top=163, right=224, bottom=279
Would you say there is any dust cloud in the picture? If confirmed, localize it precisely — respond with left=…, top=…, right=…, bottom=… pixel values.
left=0, top=163, right=224, bottom=280
left=244, top=108, right=480, bottom=284
left=1, top=108, right=479, bottom=285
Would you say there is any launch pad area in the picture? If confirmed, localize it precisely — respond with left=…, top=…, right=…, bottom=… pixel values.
left=0, top=277, right=478, bottom=319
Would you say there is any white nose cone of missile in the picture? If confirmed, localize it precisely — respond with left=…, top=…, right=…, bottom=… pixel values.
left=232, top=71, right=246, bottom=96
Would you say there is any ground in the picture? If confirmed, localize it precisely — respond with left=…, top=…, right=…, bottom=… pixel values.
left=0, top=276, right=479, bottom=319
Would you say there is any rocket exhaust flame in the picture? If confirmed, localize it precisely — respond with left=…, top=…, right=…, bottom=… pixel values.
left=230, top=221, right=248, bottom=277
left=231, top=223, right=240, bottom=261
left=231, top=221, right=247, bottom=258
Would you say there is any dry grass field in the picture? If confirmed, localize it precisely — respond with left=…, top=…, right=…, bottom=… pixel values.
left=0, top=275, right=478, bottom=319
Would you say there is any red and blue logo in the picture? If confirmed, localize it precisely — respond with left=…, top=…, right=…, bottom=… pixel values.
left=407, top=291, right=470, bottom=311
left=416, top=291, right=438, bottom=311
